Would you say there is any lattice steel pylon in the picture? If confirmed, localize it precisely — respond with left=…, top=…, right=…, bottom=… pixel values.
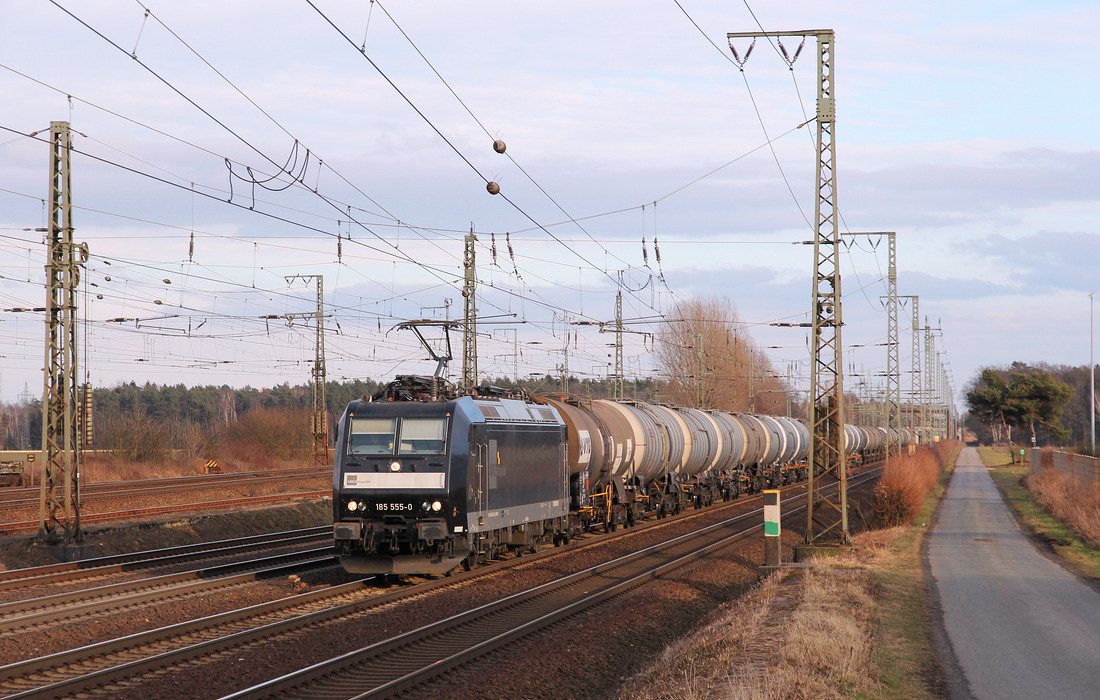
left=852, top=233, right=900, bottom=459
left=898, top=295, right=919, bottom=441
left=728, top=29, right=846, bottom=545
left=912, top=307, right=924, bottom=443
left=285, top=275, right=327, bottom=467
left=924, top=322, right=939, bottom=441
left=39, top=121, right=85, bottom=545
left=849, top=232, right=899, bottom=458
left=462, top=228, right=478, bottom=388
left=613, top=286, right=624, bottom=401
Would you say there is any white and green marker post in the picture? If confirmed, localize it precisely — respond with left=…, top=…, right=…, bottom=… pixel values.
left=764, top=489, right=781, bottom=566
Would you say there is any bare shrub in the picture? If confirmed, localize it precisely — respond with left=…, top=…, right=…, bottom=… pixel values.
left=1027, top=468, right=1100, bottom=549
left=872, top=443, right=956, bottom=527
left=178, top=419, right=216, bottom=460
left=222, top=407, right=311, bottom=465
left=873, top=452, right=939, bottom=526
left=98, top=408, right=171, bottom=462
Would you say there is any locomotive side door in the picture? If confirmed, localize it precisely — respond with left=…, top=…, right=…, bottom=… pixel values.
left=469, top=426, right=488, bottom=526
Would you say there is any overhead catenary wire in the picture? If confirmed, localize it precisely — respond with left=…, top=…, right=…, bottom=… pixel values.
left=2, top=4, right=910, bottom=395
left=36, top=3, right=658, bottom=327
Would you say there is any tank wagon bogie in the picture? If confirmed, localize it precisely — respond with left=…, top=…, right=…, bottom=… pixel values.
left=333, top=375, right=911, bottom=576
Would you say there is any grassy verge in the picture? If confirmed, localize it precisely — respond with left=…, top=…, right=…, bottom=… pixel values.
left=619, top=447, right=958, bottom=700
left=978, top=445, right=1100, bottom=580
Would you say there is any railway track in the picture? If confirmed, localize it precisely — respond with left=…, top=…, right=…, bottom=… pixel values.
left=0, top=467, right=332, bottom=535
left=0, top=491, right=330, bottom=535
left=0, top=472, right=868, bottom=699
left=224, top=475, right=875, bottom=700
left=0, top=526, right=330, bottom=589
left=0, top=466, right=331, bottom=508
left=0, top=548, right=337, bottom=634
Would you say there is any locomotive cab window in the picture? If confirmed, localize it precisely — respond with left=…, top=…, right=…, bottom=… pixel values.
left=348, top=418, right=397, bottom=455
left=398, top=418, right=448, bottom=455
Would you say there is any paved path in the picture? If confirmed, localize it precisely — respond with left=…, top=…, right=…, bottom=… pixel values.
left=927, top=446, right=1100, bottom=699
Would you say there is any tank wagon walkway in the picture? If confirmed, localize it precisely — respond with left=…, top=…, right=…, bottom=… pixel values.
left=926, top=446, right=1100, bottom=699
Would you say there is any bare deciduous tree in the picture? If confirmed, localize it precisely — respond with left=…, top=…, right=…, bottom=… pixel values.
left=654, top=297, right=786, bottom=414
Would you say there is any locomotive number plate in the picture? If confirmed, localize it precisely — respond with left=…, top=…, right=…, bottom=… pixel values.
left=374, top=502, right=415, bottom=512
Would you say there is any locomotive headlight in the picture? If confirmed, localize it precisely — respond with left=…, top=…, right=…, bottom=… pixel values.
left=431, top=500, right=442, bottom=512
left=347, top=500, right=358, bottom=511
left=389, top=461, right=401, bottom=472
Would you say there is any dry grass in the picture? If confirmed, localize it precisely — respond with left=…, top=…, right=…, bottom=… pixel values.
left=616, top=573, right=785, bottom=700
left=82, top=454, right=206, bottom=482
left=872, top=446, right=951, bottom=527
left=82, top=408, right=315, bottom=481
left=1026, top=467, right=1100, bottom=549
left=619, top=531, right=910, bottom=700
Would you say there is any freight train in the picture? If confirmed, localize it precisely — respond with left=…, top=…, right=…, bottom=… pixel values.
left=332, top=375, right=906, bottom=575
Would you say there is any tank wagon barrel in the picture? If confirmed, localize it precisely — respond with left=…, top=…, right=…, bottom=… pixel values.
left=332, top=375, right=915, bottom=576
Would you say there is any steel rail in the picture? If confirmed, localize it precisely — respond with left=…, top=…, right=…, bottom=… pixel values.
left=0, top=471, right=874, bottom=699
left=232, top=471, right=880, bottom=700
left=0, top=468, right=331, bottom=512
left=0, top=490, right=330, bottom=535
left=227, top=474, right=879, bottom=699
left=0, top=549, right=337, bottom=632
left=0, top=466, right=330, bottom=501
left=0, top=526, right=330, bottom=587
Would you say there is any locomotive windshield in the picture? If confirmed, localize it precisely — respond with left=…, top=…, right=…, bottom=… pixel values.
left=346, top=416, right=448, bottom=456
left=348, top=417, right=397, bottom=455
left=397, top=417, right=448, bottom=455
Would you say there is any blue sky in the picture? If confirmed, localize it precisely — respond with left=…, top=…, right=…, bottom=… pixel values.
left=1, top=1, right=1097, bottom=412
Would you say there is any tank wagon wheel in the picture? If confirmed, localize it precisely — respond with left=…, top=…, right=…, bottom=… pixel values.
left=462, top=555, right=478, bottom=571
